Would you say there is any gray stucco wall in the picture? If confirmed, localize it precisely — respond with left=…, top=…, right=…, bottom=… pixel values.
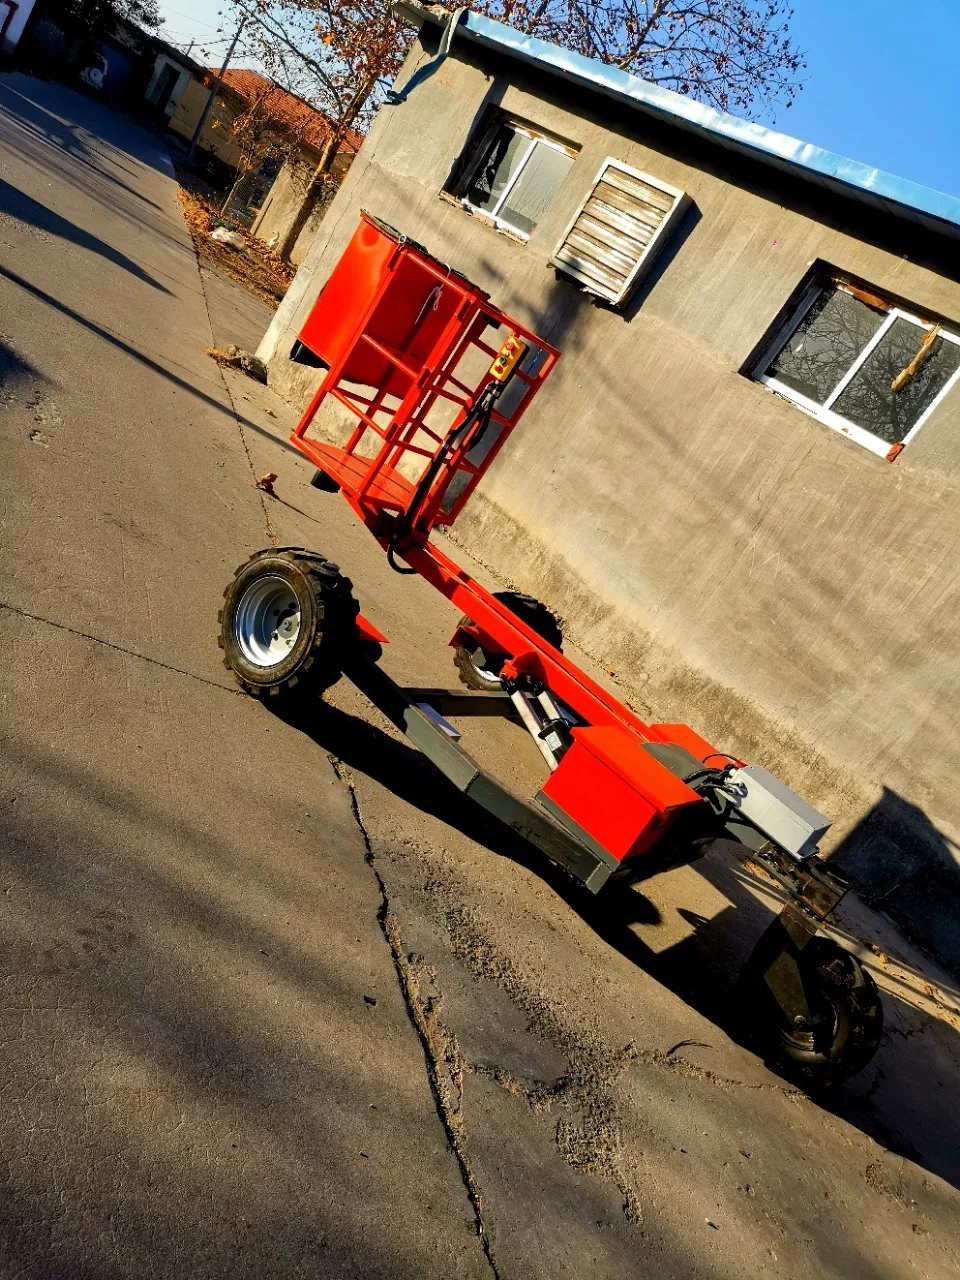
left=262, top=34, right=960, bottom=970
left=251, top=150, right=347, bottom=265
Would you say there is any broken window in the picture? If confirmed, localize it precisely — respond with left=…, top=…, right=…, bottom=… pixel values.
left=453, top=118, right=577, bottom=239
left=755, top=280, right=960, bottom=460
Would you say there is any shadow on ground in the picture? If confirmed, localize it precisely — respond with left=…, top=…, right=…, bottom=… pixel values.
left=0, top=724, right=487, bottom=1278
left=0, top=263, right=301, bottom=460
left=834, top=787, right=960, bottom=976
left=0, top=338, right=46, bottom=399
left=0, top=175, right=170, bottom=291
left=0, top=72, right=173, bottom=184
left=275, top=692, right=960, bottom=1196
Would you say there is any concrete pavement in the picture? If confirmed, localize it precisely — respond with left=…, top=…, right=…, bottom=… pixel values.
left=3, top=71, right=960, bottom=1279
left=0, top=73, right=487, bottom=1278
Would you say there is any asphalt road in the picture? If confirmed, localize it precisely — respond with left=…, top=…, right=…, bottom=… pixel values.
left=2, top=73, right=960, bottom=1279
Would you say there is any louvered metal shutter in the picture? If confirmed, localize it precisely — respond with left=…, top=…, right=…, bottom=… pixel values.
left=550, top=160, right=689, bottom=306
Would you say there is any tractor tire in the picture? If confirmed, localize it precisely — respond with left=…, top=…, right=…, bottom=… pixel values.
left=740, top=936, right=883, bottom=1091
left=454, top=590, right=563, bottom=691
left=218, top=548, right=359, bottom=701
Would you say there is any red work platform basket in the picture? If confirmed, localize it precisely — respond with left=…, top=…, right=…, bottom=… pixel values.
left=291, top=213, right=559, bottom=536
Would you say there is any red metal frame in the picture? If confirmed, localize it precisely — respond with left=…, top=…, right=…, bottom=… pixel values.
left=292, top=212, right=558, bottom=536
left=291, top=215, right=731, bottom=874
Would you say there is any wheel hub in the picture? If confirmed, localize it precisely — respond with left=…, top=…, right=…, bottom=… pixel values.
left=464, top=639, right=505, bottom=688
left=235, top=576, right=302, bottom=667
left=780, top=990, right=839, bottom=1055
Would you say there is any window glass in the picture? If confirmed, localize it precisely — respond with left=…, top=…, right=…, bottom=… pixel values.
left=757, top=279, right=960, bottom=456
left=765, top=287, right=885, bottom=404
left=458, top=120, right=577, bottom=237
left=463, top=126, right=529, bottom=215
left=498, top=144, right=574, bottom=236
left=832, top=319, right=960, bottom=445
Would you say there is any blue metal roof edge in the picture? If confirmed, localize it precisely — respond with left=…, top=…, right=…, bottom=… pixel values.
left=436, top=8, right=960, bottom=236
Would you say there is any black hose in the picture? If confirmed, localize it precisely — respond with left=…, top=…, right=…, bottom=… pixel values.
left=386, top=542, right=419, bottom=574
left=387, top=380, right=499, bottom=574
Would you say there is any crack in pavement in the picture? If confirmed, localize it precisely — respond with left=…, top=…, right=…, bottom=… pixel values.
left=343, top=825, right=653, bottom=1228
left=328, top=756, right=501, bottom=1280
left=288, top=751, right=960, bottom=1274
left=405, top=856, right=649, bottom=1226
left=469, top=1030, right=809, bottom=1217
left=474, top=1032, right=805, bottom=1106
left=626, top=1042, right=805, bottom=1095
left=413, top=859, right=814, bottom=1226
left=320, top=786, right=811, bottom=1237
left=0, top=600, right=241, bottom=693
left=217, top=358, right=279, bottom=548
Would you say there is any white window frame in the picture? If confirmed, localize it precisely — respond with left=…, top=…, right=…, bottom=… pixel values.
left=755, top=282, right=960, bottom=460
left=550, top=158, right=689, bottom=306
left=457, top=120, right=576, bottom=240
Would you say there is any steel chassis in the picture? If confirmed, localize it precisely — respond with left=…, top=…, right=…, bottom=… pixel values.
left=337, top=622, right=849, bottom=1036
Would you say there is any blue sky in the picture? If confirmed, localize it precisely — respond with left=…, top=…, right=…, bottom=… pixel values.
left=155, top=0, right=960, bottom=198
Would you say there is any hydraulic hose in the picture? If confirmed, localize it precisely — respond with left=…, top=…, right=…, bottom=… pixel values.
left=387, top=380, right=499, bottom=574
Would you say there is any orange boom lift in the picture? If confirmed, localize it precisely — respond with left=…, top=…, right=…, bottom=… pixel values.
left=218, top=214, right=882, bottom=1088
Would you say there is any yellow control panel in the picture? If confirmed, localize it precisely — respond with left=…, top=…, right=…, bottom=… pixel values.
left=489, top=335, right=528, bottom=382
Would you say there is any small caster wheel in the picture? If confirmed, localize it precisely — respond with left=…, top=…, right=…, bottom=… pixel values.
left=310, top=469, right=341, bottom=492
left=454, top=591, right=563, bottom=691
left=738, top=935, right=883, bottom=1090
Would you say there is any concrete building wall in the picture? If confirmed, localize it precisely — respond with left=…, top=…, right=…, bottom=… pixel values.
left=262, top=37, right=960, bottom=968
left=167, top=76, right=244, bottom=166
left=250, top=151, right=331, bottom=264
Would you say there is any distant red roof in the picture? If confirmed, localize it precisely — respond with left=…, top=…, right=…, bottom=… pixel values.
left=205, top=68, right=363, bottom=154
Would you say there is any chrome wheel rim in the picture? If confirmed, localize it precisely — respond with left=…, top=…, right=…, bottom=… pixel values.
left=464, top=640, right=505, bottom=689
left=235, top=576, right=301, bottom=668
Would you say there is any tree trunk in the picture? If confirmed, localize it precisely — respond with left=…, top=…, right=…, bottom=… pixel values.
left=275, top=72, right=377, bottom=261
left=276, top=134, right=339, bottom=260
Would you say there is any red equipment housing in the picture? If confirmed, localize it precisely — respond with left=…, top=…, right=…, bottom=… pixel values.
left=291, top=213, right=727, bottom=888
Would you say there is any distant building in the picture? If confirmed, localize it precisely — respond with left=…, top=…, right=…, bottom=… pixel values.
left=168, top=67, right=361, bottom=262
left=11, top=0, right=199, bottom=110
left=142, top=45, right=199, bottom=123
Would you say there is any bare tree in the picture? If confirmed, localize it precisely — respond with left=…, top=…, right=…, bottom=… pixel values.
left=472, top=0, right=803, bottom=113
left=234, top=0, right=412, bottom=258
left=230, top=0, right=803, bottom=259
left=63, top=0, right=161, bottom=71
left=215, top=81, right=310, bottom=218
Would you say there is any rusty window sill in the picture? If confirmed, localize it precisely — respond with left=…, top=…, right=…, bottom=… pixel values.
left=437, top=191, right=528, bottom=244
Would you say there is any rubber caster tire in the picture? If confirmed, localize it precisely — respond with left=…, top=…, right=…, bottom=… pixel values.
left=739, top=936, right=883, bottom=1091
left=311, top=469, right=340, bottom=492
left=454, top=591, right=563, bottom=691
left=218, top=548, right=359, bottom=701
